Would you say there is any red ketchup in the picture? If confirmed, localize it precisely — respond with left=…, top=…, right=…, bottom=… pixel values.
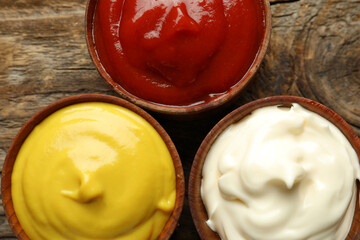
left=93, top=0, right=266, bottom=106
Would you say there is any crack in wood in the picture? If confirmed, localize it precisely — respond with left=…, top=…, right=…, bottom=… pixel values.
left=273, top=13, right=296, bottom=18
left=270, top=0, right=300, bottom=5
left=54, top=67, right=97, bottom=71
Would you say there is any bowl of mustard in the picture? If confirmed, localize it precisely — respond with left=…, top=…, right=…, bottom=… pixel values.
left=1, top=94, right=185, bottom=240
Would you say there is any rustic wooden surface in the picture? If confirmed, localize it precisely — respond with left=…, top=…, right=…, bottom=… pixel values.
left=0, top=0, right=359, bottom=239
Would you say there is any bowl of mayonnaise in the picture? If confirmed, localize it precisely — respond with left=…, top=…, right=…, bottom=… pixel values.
left=2, top=94, right=185, bottom=240
left=189, top=95, right=360, bottom=240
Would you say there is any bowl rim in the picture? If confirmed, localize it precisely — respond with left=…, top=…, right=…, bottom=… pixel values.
left=188, top=95, right=360, bottom=240
left=85, top=0, right=272, bottom=116
left=1, top=93, right=185, bottom=240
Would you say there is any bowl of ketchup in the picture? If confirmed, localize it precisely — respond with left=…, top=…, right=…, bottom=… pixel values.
left=86, top=0, right=271, bottom=115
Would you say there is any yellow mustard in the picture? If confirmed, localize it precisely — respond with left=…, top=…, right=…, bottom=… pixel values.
left=11, top=102, right=176, bottom=240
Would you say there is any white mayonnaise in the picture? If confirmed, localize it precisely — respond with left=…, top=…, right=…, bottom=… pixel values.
left=201, top=104, right=360, bottom=240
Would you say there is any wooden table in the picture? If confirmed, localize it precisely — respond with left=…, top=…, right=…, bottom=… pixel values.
left=0, top=0, right=359, bottom=239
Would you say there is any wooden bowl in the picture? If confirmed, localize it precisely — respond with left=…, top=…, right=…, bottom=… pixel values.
left=1, top=94, right=185, bottom=240
left=189, top=95, right=360, bottom=240
left=85, top=0, right=271, bottom=116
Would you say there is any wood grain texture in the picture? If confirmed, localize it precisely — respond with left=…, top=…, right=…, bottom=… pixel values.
left=0, top=0, right=359, bottom=239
